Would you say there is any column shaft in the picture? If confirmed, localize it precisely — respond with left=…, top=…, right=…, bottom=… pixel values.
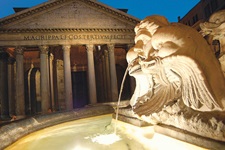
left=86, top=44, right=97, bottom=104
left=62, top=45, right=73, bottom=110
left=101, top=55, right=108, bottom=101
left=8, top=57, right=16, bottom=116
left=49, top=53, right=55, bottom=110
left=0, top=50, right=10, bottom=119
left=108, top=44, right=118, bottom=102
left=15, top=47, right=25, bottom=116
left=104, top=50, right=112, bottom=102
left=39, top=45, right=50, bottom=113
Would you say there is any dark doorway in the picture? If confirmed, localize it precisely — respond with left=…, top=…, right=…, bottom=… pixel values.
left=25, top=67, right=41, bottom=115
left=72, top=71, right=89, bottom=108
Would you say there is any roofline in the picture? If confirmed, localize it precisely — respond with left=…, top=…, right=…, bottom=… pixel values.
left=179, top=1, right=201, bottom=21
left=0, top=0, right=140, bottom=27
left=0, top=28, right=134, bottom=33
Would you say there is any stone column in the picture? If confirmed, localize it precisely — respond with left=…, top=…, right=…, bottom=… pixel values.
left=86, top=44, right=97, bottom=104
left=49, top=53, right=55, bottom=111
left=104, top=49, right=111, bottom=102
left=39, top=45, right=50, bottom=113
left=15, top=47, right=25, bottom=116
left=62, top=45, right=73, bottom=110
left=101, top=55, right=108, bottom=101
left=0, top=50, right=10, bottom=120
left=8, top=57, right=16, bottom=116
left=108, top=44, right=118, bottom=102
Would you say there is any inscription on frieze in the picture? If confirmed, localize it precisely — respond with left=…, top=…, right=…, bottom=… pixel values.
left=23, top=34, right=128, bottom=41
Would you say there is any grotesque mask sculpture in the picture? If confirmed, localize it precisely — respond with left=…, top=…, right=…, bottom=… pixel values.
left=127, top=15, right=225, bottom=114
left=125, top=15, right=225, bottom=142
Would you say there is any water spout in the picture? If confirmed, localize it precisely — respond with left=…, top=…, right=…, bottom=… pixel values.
left=114, top=66, right=129, bottom=134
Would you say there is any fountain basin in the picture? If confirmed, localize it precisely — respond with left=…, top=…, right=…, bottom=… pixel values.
left=0, top=105, right=114, bottom=149
left=1, top=105, right=208, bottom=150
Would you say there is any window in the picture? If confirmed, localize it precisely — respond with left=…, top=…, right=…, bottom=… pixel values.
left=192, top=14, right=198, bottom=24
left=212, top=40, right=220, bottom=58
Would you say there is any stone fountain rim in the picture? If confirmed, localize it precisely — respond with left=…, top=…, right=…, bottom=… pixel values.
left=0, top=105, right=114, bottom=150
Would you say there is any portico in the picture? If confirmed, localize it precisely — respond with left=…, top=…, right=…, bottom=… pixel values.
left=0, top=0, right=139, bottom=118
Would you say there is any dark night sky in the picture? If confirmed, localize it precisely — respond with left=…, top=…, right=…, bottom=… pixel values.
left=0, top=0, right=200, bottom=22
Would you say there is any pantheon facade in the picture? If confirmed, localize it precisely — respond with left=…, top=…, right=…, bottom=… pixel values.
left=0, top=0, right=140, bottom=119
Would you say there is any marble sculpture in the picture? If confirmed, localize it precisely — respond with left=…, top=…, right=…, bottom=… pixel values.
left=125, top=15, right=225, bottom=142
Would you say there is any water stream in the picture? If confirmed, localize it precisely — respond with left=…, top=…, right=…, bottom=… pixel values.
left=91, top=66, right=129, bottom=145
left=114, top=66, right=129, bottom=134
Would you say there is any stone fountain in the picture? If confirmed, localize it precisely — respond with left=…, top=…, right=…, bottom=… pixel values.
left=1, top=12, right=225, bottom=150
left=0, top=105, right=114, bottom=149
left=117, top=14, right=225, bottom=149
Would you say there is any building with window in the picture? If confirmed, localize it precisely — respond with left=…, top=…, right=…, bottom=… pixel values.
left=178, top=0, right=225, bottom=30
left=178, top=0, right=225, bottom=64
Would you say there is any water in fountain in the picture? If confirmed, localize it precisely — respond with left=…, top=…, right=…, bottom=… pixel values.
left=90, top=66, right=129, bottom=145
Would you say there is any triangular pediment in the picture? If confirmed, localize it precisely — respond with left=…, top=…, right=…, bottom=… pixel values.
left=0, top=0, right=140, bottom=30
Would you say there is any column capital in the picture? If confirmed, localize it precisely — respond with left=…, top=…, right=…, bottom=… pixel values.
left=104, top=49, right=109, bottom=56
left=49, top=53, right=54, bottom=60
left=62, top=45, right=71, bottom=51
left=107, top=44, right=115, bottom=52
left=86, top=44, right=94, bottom=52
left=15, top=47, right=25, bottom=55
left=39, top=45, right=49, bottom=54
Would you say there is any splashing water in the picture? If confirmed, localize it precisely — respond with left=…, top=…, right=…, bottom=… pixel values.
left=90, top=66, right=130, bottom=145
left=90, top=133, right=121, bottom=145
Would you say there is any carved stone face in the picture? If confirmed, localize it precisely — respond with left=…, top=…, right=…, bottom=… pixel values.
left=127, top=16, right=181, bottom=76
left=127, top=16, right=225, bottom=115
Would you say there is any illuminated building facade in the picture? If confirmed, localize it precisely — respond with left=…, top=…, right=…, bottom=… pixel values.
left=178, top=0, right=225, bottom=30
left=0, top=0, right=139, bottom=119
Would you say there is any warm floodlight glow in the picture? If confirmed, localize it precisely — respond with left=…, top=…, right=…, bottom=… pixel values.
left=73, top=145, right=90, bottom=150
left=6, top=115, right=207, bottom=150
left=88, top=133, right=121, bottom=145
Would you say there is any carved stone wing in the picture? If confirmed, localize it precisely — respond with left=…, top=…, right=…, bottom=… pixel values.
left=162, top=55, right=222, bottom=111
left=133, top=55, right=222, bottom=116
left=133, top=57, right=182, bottom=116
left=133, top=81, right=179, bottom=116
